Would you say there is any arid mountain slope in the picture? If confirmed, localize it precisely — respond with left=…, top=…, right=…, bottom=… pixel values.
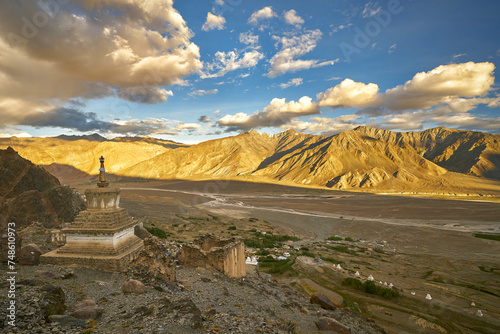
left=354, top=126, right=500, bottom=179
left=0, top=147, right=86, bottom=230
left=123, top=130, right=323, bottom=179
left=0, top=135, right=182, bottom=180
left=0, top=128, right=499, bottom=194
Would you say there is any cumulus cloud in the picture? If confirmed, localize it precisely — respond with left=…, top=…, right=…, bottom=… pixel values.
left=248, top=6, right=277, bottom=24
left=280, top=78, right=303, bottom=89
left=284, top=10, right=304, bottom=26
left=218, top=96, right=319, bottom=131
left=267, top=30, right=337, bottom=78
left=382, top=61, right=495, bottom=111
left=0, top=0, right=201, bottom=131
left=318, top=79, right=380, bottom=108
left=321, top=62, right=495, bottom=113
left=189, top=89, right=219, bottom=97
left=202, top=12, right=226, bottom=31
left=201, top=50, right=264, bottom=78
left=239, top=31, right=259, bottom=46
left=219, top=96, right=320, bottom=130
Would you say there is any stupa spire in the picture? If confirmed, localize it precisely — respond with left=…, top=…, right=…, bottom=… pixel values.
left=97, top=155, right=109, bottom=187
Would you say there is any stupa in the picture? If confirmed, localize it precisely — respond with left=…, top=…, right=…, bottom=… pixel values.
left=41, top=156, right=144, bottom=271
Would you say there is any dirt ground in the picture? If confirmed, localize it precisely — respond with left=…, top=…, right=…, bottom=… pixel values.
left=75, top=179, right=500, bottom=333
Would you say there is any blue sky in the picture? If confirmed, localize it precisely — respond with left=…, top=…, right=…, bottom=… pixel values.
left=0, top=0, right=499, bottom=143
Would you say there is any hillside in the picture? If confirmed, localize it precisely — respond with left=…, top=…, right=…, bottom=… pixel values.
left=0, top=147, right=86, bottom=231
left=0, top=127, right=499, bottom=195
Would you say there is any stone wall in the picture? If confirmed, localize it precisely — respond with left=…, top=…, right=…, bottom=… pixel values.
left=180, top=234, right=246, bottom=278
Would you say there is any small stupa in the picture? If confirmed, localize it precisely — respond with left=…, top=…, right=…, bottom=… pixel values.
left=41, top=156, right=144, bottom=271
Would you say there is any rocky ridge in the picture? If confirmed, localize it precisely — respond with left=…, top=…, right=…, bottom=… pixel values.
left=0, top=148, right=86, bottom=231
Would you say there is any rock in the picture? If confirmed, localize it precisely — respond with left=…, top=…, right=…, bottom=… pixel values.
left=134, top=224, right=151, bottom=239
left=19, top=244, right=42, bottom=266
left=60, top=271, right=74, bottom=279
left=71, top=299, right=103, bottom=320
left=172, top=298, right=202, bottom=329
left=122, top=279, right=145, bottom=293
left=300, top=307, right=309, bottom=315
left=310, top=294, right=336, bottom=310
left=48, top=315, right=86, bottom=327
left=315, top=317, right=351, bottom=334
left=259, top=272, right=273, bottom=282
left=40, top=285, right=66, bottom=320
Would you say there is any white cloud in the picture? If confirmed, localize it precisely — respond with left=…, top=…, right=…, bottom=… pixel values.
left=239, top=32, right=259, bottom=46
left=202, top=12, right=226, bottom=31
left=201, top=50, right=264, bottom=78
left=285, top=116, right=358, bottom=135
left=321, top=62, right=495, bottom=112
left=362, top=2, right=381, bottom=18
left=215, top=0, right=224, bottom=5
left=452, top=53, right=467, bottom=59
left=388, top=44, right=397, bottom=54
left=248, top=6, right=277, bottom=24
left=280, top=78, right=303, bottom=89
left=383, top=61, right=495, bottom=111
left=189, top=89, right=219, bottom=97
left=284, top=9, right=304, bottom=26
left=267, top=29, right=337, bottom=78
left=317, top=79, right=380, bottom=108
left=330, top=23, right=353, bottom=35
left=218, top=96, right=319, bottom=130
left=0, top=0, right=201, bottom=131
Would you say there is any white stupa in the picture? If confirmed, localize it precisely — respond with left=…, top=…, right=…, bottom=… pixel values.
left=368, top=275, right=374, bottom=281
left=355, top=271, right=360, bottom=277
left=476, top=310, right=483, bottom=317
left=426, top=294, right=432, bottom=300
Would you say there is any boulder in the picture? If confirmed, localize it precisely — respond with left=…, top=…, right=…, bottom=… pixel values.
left=315, top=317, right=351, bottom=334
left=310, top=294, right=336, bottom=310
left=122, top=279, right=145, bottom=294
left=40, top=285, right=66, bottom=320
left=71, top=299, right=103, bottom=320
left=134, top=225, right=151, bottom=239
left=19, top=243, right=42, bottom=266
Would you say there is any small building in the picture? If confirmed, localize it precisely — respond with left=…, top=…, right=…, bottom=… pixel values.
left=41, top=156, right=144, bottom=271
left=181, top=234, right=246, bottom=278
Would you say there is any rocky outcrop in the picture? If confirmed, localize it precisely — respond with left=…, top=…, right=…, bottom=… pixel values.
left=71, top=300, right=103, bottom=319
left=39, top=285, right=66, bottom=320
left=0, top=147, right=86, bottom=231
left=315, top=317, right=351, bottom=334
left=127, top=236, right=179, bottom=283
left=310, top=294, right=337, bottom=310
left=122, top=279, right=146, bottom=294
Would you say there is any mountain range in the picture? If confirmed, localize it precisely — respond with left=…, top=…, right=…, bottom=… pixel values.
left=1, top=127, right=499, bottom=195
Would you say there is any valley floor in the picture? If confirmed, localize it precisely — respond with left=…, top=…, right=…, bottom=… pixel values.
left=110, top=180, right=500, bottom=333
